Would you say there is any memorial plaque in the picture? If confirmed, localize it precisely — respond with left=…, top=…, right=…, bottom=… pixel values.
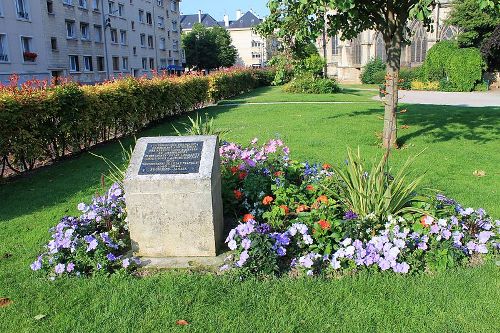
left=138, top=142, right=203, bottom=175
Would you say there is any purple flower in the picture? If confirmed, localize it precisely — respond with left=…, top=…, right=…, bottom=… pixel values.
left=441, top=229, right=452, bottom=240
left=54, top=263, right=65, bottom=274
left=107, top=253, right=117, bottom=261
left=66, top=262, right=75, bottom=272
left=30, top=258, right=42, bottom=271
left=228, top=240, right=237, bottom=250
left=122, top=258, right=130, bottom=268
left=477, top=231, right=492, bottom=244
left=241, top=238, right=251, bottom=250
left=393, top=262, right=410, bottom=274
left=276, top=246, right=286, bottom=257
left=430, top=224, right=440, bottom=234
left=236, top=250, right=249, bottom=267
left=378, top=258, right=391, bottom=271
left=343, top=210, right=358, bottom=220
left=256, top=223, right=271, bottom=234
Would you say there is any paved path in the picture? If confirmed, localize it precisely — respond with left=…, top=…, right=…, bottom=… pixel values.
left=374, top=90, right=500, bottom=107
left=217, top=101, right=375, bottom=106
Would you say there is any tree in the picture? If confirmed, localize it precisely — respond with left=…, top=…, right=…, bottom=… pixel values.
left=481, top=25, right=500, bottom=70
left=446, top=0, right=500, bottom=49
left=212, top=26, right=238, bottom=68
left=258, top=0, right=495, bottom=149
left=182, top=24, right=237, bottom=71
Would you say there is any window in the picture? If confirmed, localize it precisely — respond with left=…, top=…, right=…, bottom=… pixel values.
left=118, top=3, right=124, bottom=17
left=83, top=56, right=93, bottom=71
left=120, top=30, right=127, bottom=45
left=332, top=35, right=339, bottom=55
left=122, top=57, right=128, bottom=70
left=172, top=21, right=178, bottom=32
left=63, top=0, right=73, bottom=5
left=46, top=1, right=54, bottom=14
left=69, top=55, right=80, bottom=72
left=0, top=1, right=3, bottom=17
left=172, top=40, right=178, bottom=51
left=66, top=21, right=76, bottom=38
left=110, top=29, right=118, bottom=43
left=251, top=40, right=261, bottom=48
left=51, top=37, right=58, bottom=51
left=16, top=0, right=30, bottom=20
left=374, top=33, right=386, bottom=62
left=108, top=1, right=115, bottom=14
left=170, top=0, right=177, bottom=12
left=350, top=35, right=362, bottom=66
left=141, top=57, right=147, bottom=70
left=92, top=0, right=99, bottom=10
left=94, top=25, right=103, bottom=43
left=149, top=58, right=154, bottom=70
left=146, top=12, right=152, bottom=25
left=133, top=46, right=136, bottom=55
left=252, top=52, right=261, bottom=59
left=140, top=33, right=145, bottom=47
left=21, top=36, right=34, bottom=62
left=410, top=22, right=428, bottom=63
left=159, top=37, right=165, bottom=50
left=168, top=50, right=171, bottom=58
left=147, top=35, right=153, bottom=48
left=157, top=16, right=164, bottom=28
left=131, top=21, right=135, bottom=30
left=0, top=34, right=8, bottom=62
left=79, top=0, right=88, bottom=9
left=160, top=58, right=166, bottom=69
left=112, top=56, right=119, bottom=71
left=81, top=23, right=90, bottom=40
left=157, top=0, right=164, bottom=6
left=97, top=56, right=105, bottom=71
left=167, top=30, right=170, bottom=39
left=138, top=10, right=144, bottom=23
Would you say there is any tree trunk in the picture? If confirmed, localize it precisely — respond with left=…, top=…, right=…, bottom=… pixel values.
left=322, top=26, right=328, bottom=78
left=382, top=30, right=402, bottom=149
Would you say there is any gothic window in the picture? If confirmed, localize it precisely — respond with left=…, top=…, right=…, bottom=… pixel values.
left=410, top=22, right=428, bottom=64
left=350, top=34, right=362, bottom=65
left=332, top=35, right=339, bottom=55
left=374, top=33, right=387, bottom=62
left=439, top=25, right=459, bottom=41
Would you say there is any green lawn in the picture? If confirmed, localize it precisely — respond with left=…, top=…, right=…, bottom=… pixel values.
left=1, top=86, right=499, bottom=332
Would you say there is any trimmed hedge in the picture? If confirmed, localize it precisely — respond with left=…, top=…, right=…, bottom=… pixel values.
left=283, top=76, right=340, bottom=94
left=0, top=68, right=274, bottom=175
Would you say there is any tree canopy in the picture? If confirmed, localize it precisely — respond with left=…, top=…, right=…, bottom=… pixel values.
left=182, top=24, right=237, bottom=71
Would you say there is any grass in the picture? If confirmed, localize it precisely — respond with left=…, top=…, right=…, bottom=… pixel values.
left=1, top=86, right=499, bottom=332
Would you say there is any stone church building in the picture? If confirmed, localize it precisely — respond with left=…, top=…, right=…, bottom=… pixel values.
left=318, top=0, right=459, bottom=83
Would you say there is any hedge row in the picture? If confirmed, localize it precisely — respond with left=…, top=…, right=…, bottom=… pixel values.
left=0, top=68, right=275, bottom=176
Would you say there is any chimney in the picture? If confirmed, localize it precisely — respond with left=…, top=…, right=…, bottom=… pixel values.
left=236, top=9, right=242, bottom=20
left=198, top=10, right=202, bottom=23
left=224, top=14, right=229, bottom=27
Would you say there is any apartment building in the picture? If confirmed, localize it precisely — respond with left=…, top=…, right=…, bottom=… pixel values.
left=1, top=0, right=183, bottom=84
left=317, top=1, right=458, bottom=83
left=180, top=10, right=275, bottom=68
left=0, top=0, right=50, bottom=83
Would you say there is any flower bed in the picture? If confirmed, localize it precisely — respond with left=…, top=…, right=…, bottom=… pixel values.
left=32, top=138, right=499, bottom=279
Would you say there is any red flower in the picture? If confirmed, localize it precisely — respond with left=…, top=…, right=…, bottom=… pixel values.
left=306, top=185, right=315, bottom=191
left=234, top=189, right=242, bottom=200
left=317, top=195, right=328, bottom=204
left=243, top=214, right=255, bottom=222
left=230, top=166, right=239, bottom=174
left=238, top=171, right=247, bottom=180
left=274, top=171, right=284, bottom=177
left=322, top=163, right=331, bottom=170
left=262, top=196, right=274, bottom=205
left=296, top=204, right=310, bottom=213
left=318, top=220, right=331, bottom=231
left=279, top=205, right=289, bottom=215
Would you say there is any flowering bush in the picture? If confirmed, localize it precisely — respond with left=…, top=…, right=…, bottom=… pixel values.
left=31, top=184, right=140, bottom=279
left=220, top=139, right=499, bottom=277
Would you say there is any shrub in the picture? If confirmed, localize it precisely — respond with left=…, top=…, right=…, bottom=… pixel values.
left=423, top=41, right=459, bottom=81
left=295, top=54, right=326, bottom=78
left=411, top=80, right=441, bottom=91
left=283, top=76, right=340, bottom=94
left=372, top=70, right=387, bottom=85
left=0, top=68, right=275, bottom=176
left=360, top=58, right=386, bottom=84
left=446, top=47, right=486, bottom=91
left=267, top=55, right=294, bottom=85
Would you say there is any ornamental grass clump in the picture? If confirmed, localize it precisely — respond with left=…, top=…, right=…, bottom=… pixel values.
left=31, top=183, right=140, bottom=279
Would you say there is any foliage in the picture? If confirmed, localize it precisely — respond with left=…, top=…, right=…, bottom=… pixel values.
left=410, top=80, right=441, bottom=91
left=283, top=76, right=340, bottom=94
left=219, top=138, right=499, bottom=278
left=361, top=58, right=386, bottom=84
left=423, top=41, right=459, bottom=81
left=480, top=25, right=500, bottom=71
left=295, top=54, right=326, bottom=79
left=267, top=54, right=294, bottom=85
left=30, top=184, right=140, bottom=279
left=0, top=68, right=274, bottom=176
left=182, top=23, right=237, bottom=70
left=173, top=113, right=230, bottom=139
left=90, top=140, right=134, bottom=186
left=446, top=0, right=500, bottom=49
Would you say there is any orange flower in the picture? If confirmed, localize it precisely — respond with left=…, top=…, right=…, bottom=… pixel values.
left=243, top=214, right=255, bottom=222
left=322, top=163, right=331, bottom=170
left=274, top=171, right=284, bottom=177
left=238, top=171, right=247, bottom=180
left=296, top=204, right=310, bottom=213
left=262, top=195, right=274, bottom=205
left=306, top=185, right=315, bottom=191
left=317, top=195, right=328, bottom=204
left=318, top=220, right=331, bottom=231
left=230, top=166, right=238, bottom=174
left=233, top=189, right=242, bottom=200
left=420, top=215, right=434, bottom=227
left=279, top=205, right=289, bottom=215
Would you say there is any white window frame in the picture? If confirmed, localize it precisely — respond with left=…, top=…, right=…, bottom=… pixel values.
left=80, top=23, right=90, bottom=40
left=147, top=35, right=153, bottom=48
left=92, top=0, right=99, bottom=10
left=0, top=34, right=9, bottom=62
left=83, top=55, right=93, bottom=71
left=122, top=56, right=128, bottom=70
left=140, top=33, right=145, bottom=47
left=158, top=16, right=164, bottom=29
left=157, top=0, right=163, bottom=6
left=66, top=21, right=76, bottom=39
left=63, top=0, right=73, bottom=6
left=159, top=37, right=165, bottom=50
left=0, top=1, right=4, bottom=17
left=138, top=10, right=144, bottom=23
left=170, top=0, right=176, bottom=12
left=108, top=1, right=115, bottom=15
left=78, top=0, right=88, bottom=9
left=120, top=30, right=127, bottom=45
left=110, top=28, right=118, bottom=43
left=118, top=3, right=124, bottom=17
left=141, top=57, right=147, bottom=70
left=69, top=55, right=80, bottom=72
left=15, top=0, right=30, bottom=20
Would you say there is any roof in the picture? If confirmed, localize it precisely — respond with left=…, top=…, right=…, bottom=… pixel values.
left=180, top=14, right=221, bottom=30
left=228, top=11, right=261, bottom=29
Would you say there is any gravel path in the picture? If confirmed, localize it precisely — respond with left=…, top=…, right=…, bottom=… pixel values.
left=374, top=90, right=500, bottom=107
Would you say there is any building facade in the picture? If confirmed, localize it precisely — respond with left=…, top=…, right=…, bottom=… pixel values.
left=181, top=10, right=273, bottom=68
left=1, top=0, right=183, bottom=84
left=318, top=1, right=459, bottom=83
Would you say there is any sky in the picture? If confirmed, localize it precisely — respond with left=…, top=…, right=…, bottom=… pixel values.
left=180, top=0, right=270, bottom=21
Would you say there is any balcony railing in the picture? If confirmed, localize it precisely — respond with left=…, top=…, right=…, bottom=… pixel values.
left=0, top=54, right=8, bottom=62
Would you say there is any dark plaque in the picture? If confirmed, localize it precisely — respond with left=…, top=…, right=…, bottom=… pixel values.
left=138, top=142, right=203, bottom=175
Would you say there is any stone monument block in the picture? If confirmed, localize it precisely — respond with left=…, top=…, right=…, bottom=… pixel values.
left=124, top=136, right=224, bottom=261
